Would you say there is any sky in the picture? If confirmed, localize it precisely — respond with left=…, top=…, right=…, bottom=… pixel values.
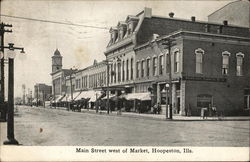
left=0, top=0, right=231, bottom=98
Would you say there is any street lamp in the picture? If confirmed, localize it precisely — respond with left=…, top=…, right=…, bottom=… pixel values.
left=165, top=83, right=172, bottom=119
left=2, top=43, right=25, bottom=145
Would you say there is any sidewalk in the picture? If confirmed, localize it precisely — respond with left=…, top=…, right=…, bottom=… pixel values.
left=35, top=106, right=250, bottom=121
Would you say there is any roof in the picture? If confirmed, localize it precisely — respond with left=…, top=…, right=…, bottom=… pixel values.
left=208, top=0, right=245, bottom=17
left=135, top=15, right=250, bottom=46
left=53, top=48, right=61, bottom=56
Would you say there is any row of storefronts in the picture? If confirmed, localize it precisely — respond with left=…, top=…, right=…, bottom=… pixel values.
left=51, top=6, right=250, bottom=116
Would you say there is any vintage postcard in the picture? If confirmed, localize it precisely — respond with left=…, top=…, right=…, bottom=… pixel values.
left=0, top=0, right=249, bottom=161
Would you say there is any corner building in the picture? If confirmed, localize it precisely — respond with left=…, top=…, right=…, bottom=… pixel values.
left=104, top=7, right=250, bottom=116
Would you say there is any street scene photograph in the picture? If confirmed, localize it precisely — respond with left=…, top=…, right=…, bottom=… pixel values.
left=0, top=0, right=250, bottom=161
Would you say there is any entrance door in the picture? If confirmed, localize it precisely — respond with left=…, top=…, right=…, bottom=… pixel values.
left=177, top=97, right=180, bottom=114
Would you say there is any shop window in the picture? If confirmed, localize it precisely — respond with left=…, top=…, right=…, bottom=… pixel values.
left=146, top=58, right=150, bottom=77
left=153, top=57, right=157, bottom=76
left=222, top=51, right=230, bottom=75
left=174, top=49, right=180, bottom=73
left=244, top=89, right=250, bottom=109
left=195, top=48, right=204, bottom=74
left=236, top=52, right=244, bottom=76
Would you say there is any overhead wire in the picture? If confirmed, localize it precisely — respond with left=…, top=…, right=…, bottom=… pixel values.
left=0, top=14, right=109, bottom=30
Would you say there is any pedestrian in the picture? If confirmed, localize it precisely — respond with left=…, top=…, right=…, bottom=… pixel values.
left=153, top=103, right=157, bottom=114
left=157, top=102, right=161, bottom=114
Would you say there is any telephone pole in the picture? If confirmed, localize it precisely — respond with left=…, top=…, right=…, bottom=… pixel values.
left=162, top=37, right=176, bottom=120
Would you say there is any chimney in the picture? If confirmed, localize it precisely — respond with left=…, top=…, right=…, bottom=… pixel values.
left=223, top=20, right=228, bottom=26
left=191, top=16, right=196, bottom=22
left=169, top=12, right=174, bottom=18
left=144, top=7, right=152, bottom=18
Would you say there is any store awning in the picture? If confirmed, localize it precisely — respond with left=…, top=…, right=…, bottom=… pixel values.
left=74, top=90, right=102, bottom=102
left=102, top=94, right=116, bottom=100
left=66, top=92, right=81, bottom=101
left=123, top=92, right=151, bottom=101
left=61, top=95, right=69, bottom=102
left=32, top=98, right=39, bottom=103
left=55, top=95, right=64, bottom=103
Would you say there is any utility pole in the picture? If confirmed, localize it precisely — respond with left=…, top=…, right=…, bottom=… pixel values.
left=0, top=23, right=12, bottom=121
left=106, top=61, right=110, bottom=114
left=162, top=38, right=176, bottom=120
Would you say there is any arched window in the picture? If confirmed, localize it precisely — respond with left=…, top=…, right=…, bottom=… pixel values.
left=236, top=52, right=244, bottom=76
left=222, top=51, right=230, bottom=75
left=174, top=49, right=180, bottom=73
left=195, top=48, right=204, bottom=74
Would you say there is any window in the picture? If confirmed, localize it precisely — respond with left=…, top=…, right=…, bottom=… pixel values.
left=109, top=64, right=113, bottom=83
left=153, top=57, right=157, bottom=76
left=222, top=51, right=230, bottom=75
left=122, top=60, right=125, bottom=81
left=146, top=58, right=150, bottom=77
left=136, top=61, right=140, bottom=78
left=126, top=59, right=129, bottom=81
left=141, top=60, right=145, bottom=78
left=166, top=51, right=170, bottom=73
left=244, top=89, right=250, bottom=109
left=195, top=48, right=204, bottom=74
left=174, top=49, right=180, bottom=73
left=118, top=62, right=121, bottom=82
left=131, top=58, right=133, bottom=80
left=236, top=52, right=244, bottom=76
left=159, top=55, right=164, bottom=75
left=114, top=63, right=116, bottom=83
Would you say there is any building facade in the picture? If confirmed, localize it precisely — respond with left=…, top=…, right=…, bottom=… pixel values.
left=33, top=83, right=52, bottom=105
left=104, top=7, right=250, bottom=115
left=51, top=49, right=72, bottom=100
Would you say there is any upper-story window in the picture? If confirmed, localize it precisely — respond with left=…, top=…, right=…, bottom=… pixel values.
left=174, top=49, right=180, bottom=73
left=153, top=57, right=157, bottom=76
left=222, top=51, right=230, bottom=75
left=113, top=63, right=116, bottom=83
left=146, top=58, right=150, bottom=77
left=195, top=48, right=204, bottom=74
left=127, top=23, right=133, bottom=35
left=117, top=62, right=121, bottom=82
left=122, top=60, right=125, bottom=81
left=236, top=52, right=244, bottom=76
left=159, top=55, right=164, bottom=75
left=126, top=59, right=129, bottom=81
left=141, top=60, right=145, bottom=78
left=131, top=58, right=134, bottom=80
left=110, top=64, right=113, bottom=83
left=136, top=61, right=140, bottom=78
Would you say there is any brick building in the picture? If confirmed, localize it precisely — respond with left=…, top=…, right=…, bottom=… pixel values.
left=104, top=7, right=250, bottom=115
left=33, top=83, right=52, bottom=105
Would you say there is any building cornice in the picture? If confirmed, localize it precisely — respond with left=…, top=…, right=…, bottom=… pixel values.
left=134, top=30, right=250, bottom=51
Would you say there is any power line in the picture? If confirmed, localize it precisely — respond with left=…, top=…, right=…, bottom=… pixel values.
left=0, top=14, right=109, bottom=30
